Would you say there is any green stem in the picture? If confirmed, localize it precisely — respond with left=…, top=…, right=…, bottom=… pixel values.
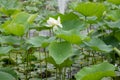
left=39, top=48, right=42, bottom=80
left=25, top=51, right=29, bottom=80
left=44, top=48, right=48, bottom=80
left=69, top=66, right=72, bottom=79
left=59, top=67, right=62, bottom=80
left=16, top=52, right=18, bottom=66
left=63, top=67, right=66, bottom=80
left=56, top=68, right=58, bottom=80
left=92, top=51, right=95, bottom=64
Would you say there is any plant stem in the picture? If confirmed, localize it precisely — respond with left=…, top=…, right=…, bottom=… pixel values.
left=39, top=48, right=42, bottom=80
left=69, top=66, right=72, bottom=79
left=25, top=51, right=29, bottom=80
left=56, top=68, right=58, bottom=80
left=63, top=67, right=66, bottom=80
left=44, top=48, right=48, bottom=80
left=58, top=67, right=62, bottom=80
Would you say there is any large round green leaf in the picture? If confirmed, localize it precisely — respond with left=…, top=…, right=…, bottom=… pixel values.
left=0, top=8, right=20, bottom=16
left=0, top=36, right=21, bottom=45
left=27, top=36, right=55, bottom=48
left=105, top=20, right=120, bottom=29
left=0, top=67, right=18, bottom=79
left=0, top=71, right=16, bottom=80
left=75, top=62, right=116, bottom=80
left=107, top=0, right=120, bottom=5
left=46, top=57, right=73, bottom=69
left=50, top=13, right=85, bottom=31
left=4, top=23, right=25, bottom=36
left=0, top=46, right=13, bottom=54
left=75, top=2, right=106, bottom=18
left=60, top=13, right=85, bottom=30
left=103, top=35, right=119, bottom=48
left=49, top=41, right=73, bottom=64
left=2, top=12, right=35, bottom=36
left=12, top=12, right=37, bottom=24
left=106, top=10, right=120, bottom=21
left=0, top=0, right=21, bottom=15
left=84, top=38, right=113, bottom=52
left=11, top=12, right=30, bottom=24
left=55, top=29, right=83, bottom=44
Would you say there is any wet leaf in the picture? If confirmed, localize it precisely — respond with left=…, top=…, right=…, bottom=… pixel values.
left=114, top=30, right=120, bottom=41
left=75, top=2, right=106, bottom=18
left=105, top=20, right=120, bottom=29
left=55, top=29, right=83, bottom=44
left=49, top=41, right=73, bottom=64
left=106, top=10, right=120, bottom=21
left=84, top=38, right=113, bottom=52
left=0, top=46, right=13, bottom=54
left=0, top=67, right=18, bottom=79
left=27, top=36, right=55, bottom=48
left=0, top=71, right=16, bottom=80
left=75, top=62, right=116, bottom=80
left=46, top=57, right=73, bottom=69
left=60, top=13, right=85, bottom=30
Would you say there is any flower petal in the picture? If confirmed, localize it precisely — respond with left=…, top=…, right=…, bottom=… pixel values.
left=58, top=24, right=63, bottom=28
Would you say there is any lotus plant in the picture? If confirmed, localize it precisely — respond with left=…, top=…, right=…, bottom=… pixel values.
left=46, top=16, right=63, bottom=31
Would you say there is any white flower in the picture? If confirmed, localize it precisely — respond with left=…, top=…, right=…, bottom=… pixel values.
left=46, top=17, right=63, bottom=30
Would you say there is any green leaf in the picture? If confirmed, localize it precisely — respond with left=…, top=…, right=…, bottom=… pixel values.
left=0, top=36, right=21, bottom=45
left=46, top=57, right=73, bottom=69
left=10, top=23, right=25, bottom=36
left=75, top=62, right=116, bottom=80
left=27, top=36, right=46, bottom=47
left=55, top=29, right=83, bottom=44
left=50, top=13, right=85, bottom=31
left=0, top=0, right=21, bottom=15
left=0, top=0, right=21, bottom=9
left=114, top=30, right=120, bottom=41
left=86, top=16, right=98, bottom=23
left=2, top=21, right=11, bottom=34
left=0, top=67, right=18, bottom=79
left=3, top=22, right=25, bottom=36
left=11, top=12, right=30, bottom=24
left=0, top=71, right=16, bottom=80
left=27, top=36, right=55, bottom=48
left=105, top=20, right=120, bottom=29
left=106, top=10, right=120, bottom=21
left=84, top=38, right=113, bottom=52
left=49, top=41, right=73, bottom=64
left=75, top=2, right=106, bottom=18
left=107, top=0, right=120, bottom=5
left=2, top=12, right=32, bottom=36
left=0, top=8, right=20, bottom=16
left=113, top=47, right=120, bottom=57
left=60, top=13, right=85, bottom=30
left=27, top=14, right=37, bottom=24
left=103, top=35, right=119, bottom=48
left=0, top=46, right=13, bottom=54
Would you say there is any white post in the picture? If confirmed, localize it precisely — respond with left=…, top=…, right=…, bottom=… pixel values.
left=58, top=0, right=69, bottom=14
